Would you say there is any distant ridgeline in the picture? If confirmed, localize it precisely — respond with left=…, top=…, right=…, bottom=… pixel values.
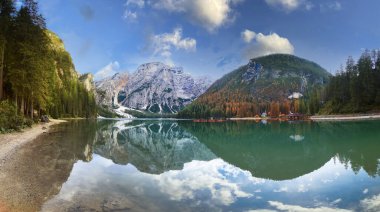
left=179, top=54, right=331, bottom=118
left=0, top=0, right=96, bottom=131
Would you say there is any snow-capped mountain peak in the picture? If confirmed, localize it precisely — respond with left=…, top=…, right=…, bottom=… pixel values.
left=95, top=62, right=211, bottom=117
left=120, top=62, right=211, bottom=114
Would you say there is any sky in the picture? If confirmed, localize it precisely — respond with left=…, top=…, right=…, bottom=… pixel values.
left=36, top=0, right=380, bottom=80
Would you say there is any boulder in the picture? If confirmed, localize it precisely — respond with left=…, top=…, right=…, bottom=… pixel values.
left=41, top=115, right=50, bottom=123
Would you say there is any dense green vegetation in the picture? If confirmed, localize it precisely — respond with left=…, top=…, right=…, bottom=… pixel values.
left=320, top=50, right=380, bottom=114
left=0, top=0, right=96, bottom=131
left=178, top=54, right=330, bottom=118
left=0, top=101, right=24, bottom=132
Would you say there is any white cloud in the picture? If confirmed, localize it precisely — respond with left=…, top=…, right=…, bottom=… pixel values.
left=94, top=61, right=120, bottom=80
left=290, top=134, right=305, bottom=141
left=45, top=157, right=255, bottom=210
left=265, top=0, right=343, bottom=12
left=243, top=30, right=295, bottom=59
left=241, top=29, right=256, bottom=43
left=265, top=0, right=304, bottom=11
left=123, top=10, right=138, bottom=21
left=305, top=2, right=314, bottom=10
left=151, top=0, right=186, bottom=12
left=123, top=0, right=145, bottom=22
left=152, top=0, right=243, bottom=32
left=273, top=186, right=288, bottom=193
left=331, top=198, right=342, bottom=205
left=268, top=201, right=352, bottom=212
left=363, top=188, right=369, bottom=194
left=361, top=194, right=380, bottom=211
left=265, top=0, right=344, bottom=12
left=320, top=1, right=342, bottom=11
left=150, top=27, right=196, bottom=64
left=125, top=0, right=145, bottom=8
left=297, top=184, right=308, bottom=192
left=155, top=159, right=253, bottom=206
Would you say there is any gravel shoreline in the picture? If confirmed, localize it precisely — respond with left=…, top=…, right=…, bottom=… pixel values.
left=0, top=119, right=66, bottom=211
left=310, top=114, right=380, bottom=121
left=0, top=119, right=66, bottom=166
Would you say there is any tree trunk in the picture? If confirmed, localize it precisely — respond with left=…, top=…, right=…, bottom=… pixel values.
left=26, top=98, right=29, bottom=117
left=15, top=94, right=18, bottom=115
left=30, top=92, right=34, bottom=119
left=38, top=105, right=41, bottom=119
left=20, top=96, right=24, bottom=115
left=0, top=41, right=5, bottom=100
left=30, top=99, right=33, bottom=119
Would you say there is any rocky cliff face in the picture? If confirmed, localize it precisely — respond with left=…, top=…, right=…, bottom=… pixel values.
left=119, top=62, right=211, bottom=114
left=95, top=72, right=128, bottom=108
left=45, top=30, right=80, bottom=85
left=241, top=60, right=263, bottom=83
left=79, top=73, right=95, bottom=92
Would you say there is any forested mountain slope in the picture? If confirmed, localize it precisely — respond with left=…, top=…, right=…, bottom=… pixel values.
left=0, top=0, right=96, bottom=131
left=179, top=54, right=331, bottom=118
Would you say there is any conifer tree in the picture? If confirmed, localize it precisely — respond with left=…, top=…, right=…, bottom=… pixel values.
left=0, top=0, right=15, bottom=100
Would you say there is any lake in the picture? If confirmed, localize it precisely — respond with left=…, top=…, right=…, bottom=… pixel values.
left=5, top=119, right=380, bottom=211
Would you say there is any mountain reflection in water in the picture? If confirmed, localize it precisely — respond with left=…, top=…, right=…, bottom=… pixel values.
left=93, top=120, right=216, bottom=174
left=2, top=119, right=380, bottom=211
left=180, top=121, right=380, bottom=180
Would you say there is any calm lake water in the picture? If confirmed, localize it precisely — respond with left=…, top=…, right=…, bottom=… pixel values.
left=19, top=120, right=380, bottom=211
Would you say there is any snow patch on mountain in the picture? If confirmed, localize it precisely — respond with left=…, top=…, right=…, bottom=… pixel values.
left=95, top=72, right=135, bottom=118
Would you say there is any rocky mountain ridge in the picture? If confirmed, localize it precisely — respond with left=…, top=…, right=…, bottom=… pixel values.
left=95, top=62, right=211, bottom=117
left=120, top=62, right=211, bottom=114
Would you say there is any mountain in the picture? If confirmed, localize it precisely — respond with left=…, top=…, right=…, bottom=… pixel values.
left=119, top=62, right=212, bottom=114
left=94, top=72, right=131, bottom=117
left=95, top=62, right=211, bottom=117
left=95, top=72, right=128, bottom=107
left=179, top=54, right=331, bottom=118
left=44, top=31, right=98, bottom=118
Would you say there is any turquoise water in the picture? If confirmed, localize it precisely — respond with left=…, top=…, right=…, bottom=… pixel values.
left=34, top=120, right=380, bottom=211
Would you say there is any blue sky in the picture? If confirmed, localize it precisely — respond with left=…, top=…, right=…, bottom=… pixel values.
left=37, top=0, right=380, bottom=80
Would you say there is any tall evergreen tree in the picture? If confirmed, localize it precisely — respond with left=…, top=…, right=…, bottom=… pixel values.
left=320, top=50, right=380, bottom=114
left=358, top=50, right=375, bottom=106
left=0, top=0, right=15, bottom=100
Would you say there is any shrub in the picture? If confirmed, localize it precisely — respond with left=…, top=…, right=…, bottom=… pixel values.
left=0, top=100, right=24, bottom=132
left=24, top=118, right=34, bottom=128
